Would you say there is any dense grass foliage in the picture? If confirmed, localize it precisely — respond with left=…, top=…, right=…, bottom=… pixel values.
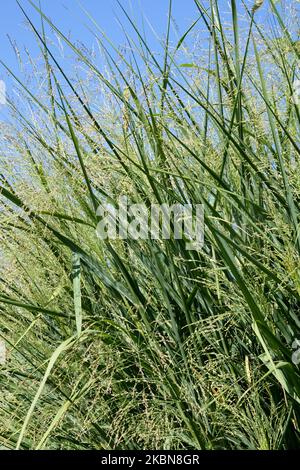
left=1, top=0, right=300, bottom=449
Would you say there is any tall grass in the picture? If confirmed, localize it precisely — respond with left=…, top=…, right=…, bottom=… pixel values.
left=0, top=0, right=300, bottom=449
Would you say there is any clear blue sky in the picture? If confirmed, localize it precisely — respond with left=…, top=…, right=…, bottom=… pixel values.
left=0, top=0, right=202, bottom=120
left=0, top=0, right=271, bottom=120
left=0, top=1, right=270, bottom=72
left=0, top=1, right=200, bottom=71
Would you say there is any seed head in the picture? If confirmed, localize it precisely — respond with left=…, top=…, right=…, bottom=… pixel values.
left=252, top=0, right=264, bottom=14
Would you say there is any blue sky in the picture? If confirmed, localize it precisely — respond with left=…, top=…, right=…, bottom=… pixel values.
left=0, top=1, right=200, bottom=72
left=0, top=0, right=272, bottom=121
left=0, top=1, right=203, bottom=118
left=0, top=1, right=271, bottom=72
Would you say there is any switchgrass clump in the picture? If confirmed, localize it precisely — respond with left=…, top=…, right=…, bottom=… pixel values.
left=0, top=0, right=300, bottom=449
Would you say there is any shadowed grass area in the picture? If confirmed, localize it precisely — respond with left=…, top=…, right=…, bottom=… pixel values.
left=0, top=0, right=300, bottom=449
